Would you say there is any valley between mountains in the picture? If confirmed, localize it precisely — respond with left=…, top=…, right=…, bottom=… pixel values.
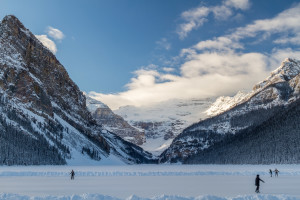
left=1, top=15, right=300, bottom=165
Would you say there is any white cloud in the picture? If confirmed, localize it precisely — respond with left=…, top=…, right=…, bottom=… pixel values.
left=89, top=2, right=300, bottom=110
left=126, top=69, right=160, bottom=90
left=163, top=67, right=175, bottom=72
left=34, top=26, right=65, bottom=54
left=177, top=0, right=250, bottom=39
left=89, top=50, right=274, bottom=110
left=225, top=0, right=250, bottom=10
left=156, top=38, right=171, bottom=50
left=35, top=35, right=57, bottom=54
left=188, top=3, right=300, bottom=53
left=47, top=26, right=65, bottom=41
left=177, top=6, right=209, bottom=39
left=178, top=19, right=206, bottom=40
left=194, top=37, right=243, bottom=51
left=212, top=5, right=233, bottom=20
left=274, top=33, right=300, bottom=45
left=231, top=3, right=300, bottom=41
left=139, top=64, right=158, bottom=71
left=90, top=47, right=296, bottom=110
left=180, top=52, right=268, bottom=78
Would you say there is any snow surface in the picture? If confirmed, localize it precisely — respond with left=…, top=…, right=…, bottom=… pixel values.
left=141, top=137, right=173, bottom=156
left=0, top=165, right=299, bottom=200
left=205, top=91, right=250, bottom=117
left=114, top=98, right=214, bottom=154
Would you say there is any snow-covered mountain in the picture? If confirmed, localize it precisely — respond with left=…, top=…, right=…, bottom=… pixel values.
left=206, top=58, right=300, bottom=117
left=205, top=91, right=250, bottom=117
left=114, top=98, right=214, bottom=155
left=86, top=96, right=145, bottom=145
left=160, top=58, right=300, bottom=163
left=0, top=15, right=155, bottom=165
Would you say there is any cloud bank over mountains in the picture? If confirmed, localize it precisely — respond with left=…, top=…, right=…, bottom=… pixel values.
left=89, top=1, right=300, bottom=110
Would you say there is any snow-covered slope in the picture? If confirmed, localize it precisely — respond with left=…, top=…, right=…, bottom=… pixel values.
left=161, top=58, right=300, bottom=163
left=0, top=15, right=155, bottom=165
left=204, top=58, right=300, bottom=117
left=206, top=58, right=300, bottom=117
left=114, top=98, right=214, bottom=155
left=205, top=91, right=250, bottom=117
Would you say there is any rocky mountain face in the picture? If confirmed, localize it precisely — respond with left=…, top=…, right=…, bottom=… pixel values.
left=160, top=58, right=300, bottom=163
left=185, top=98, right=300, bottom=164
left=0, top=15, right=155, bottom=165
left=86, top=96, right=145, bottom=145
left=114, top=98, right=214, bottom=155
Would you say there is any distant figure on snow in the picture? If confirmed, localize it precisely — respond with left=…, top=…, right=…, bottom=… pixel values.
left=269, top=169, right=272, bottom=177
left=274, top=168, right=279, bottom=177
left=255, top=174, right=265, bottom=193
left=70, top=169, right=75, bottom=180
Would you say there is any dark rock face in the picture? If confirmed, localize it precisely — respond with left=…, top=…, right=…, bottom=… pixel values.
left=86, top=96, right=145, bottom=146
left=160, top=58, right=300, bottom=164
left=92, top=106, right=145, bottom=145
left=0, top=15, right=155, bottom=165
left=185, top=99, right=300, bottom=164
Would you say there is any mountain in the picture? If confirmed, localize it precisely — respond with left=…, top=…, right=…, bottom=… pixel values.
left=114, top=98, right=214, bottom=155
left=0, top=15, right=155, bottom=165
left=185, top=98, right=300, bottom=164
left=205, top=91, right=250, bottom=117
left=86, top=96, right=146, bottom=145
left=160, top=58, right=300, bottom=164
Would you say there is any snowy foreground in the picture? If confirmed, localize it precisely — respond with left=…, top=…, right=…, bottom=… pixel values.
left=0, top=165, right=300, bottom=200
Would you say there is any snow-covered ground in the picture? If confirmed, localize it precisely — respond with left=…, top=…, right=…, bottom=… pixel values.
left=0, top=165, right=299, bottom=200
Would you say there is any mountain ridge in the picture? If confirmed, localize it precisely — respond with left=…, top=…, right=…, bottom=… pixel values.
left=0, top=15, right=155, bottom=165
left=160, top=57, right=300, bottom=163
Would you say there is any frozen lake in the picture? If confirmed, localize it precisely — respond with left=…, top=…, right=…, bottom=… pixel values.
left=0, top=165, right=299, bottom=200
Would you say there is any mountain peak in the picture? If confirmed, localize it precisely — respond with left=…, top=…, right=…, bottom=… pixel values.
left=253, top=58, right=300, bottom=91
left=2, top=15, right=22, bottom=24
left=272, top=58, right=300, bottom=79
left=0, top=15, right=52, bottom=58
left=1, top=15, right=29, bottom=36
left=207, top=58, right=300, bottom=117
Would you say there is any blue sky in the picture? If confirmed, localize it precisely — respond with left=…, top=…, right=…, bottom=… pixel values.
left=1, top=0, right=300, bottom=109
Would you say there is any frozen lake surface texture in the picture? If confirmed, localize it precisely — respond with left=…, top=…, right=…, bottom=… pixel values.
left=0, top=165, right=299, bottom=200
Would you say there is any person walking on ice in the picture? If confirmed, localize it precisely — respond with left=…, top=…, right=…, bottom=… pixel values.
left=255, top=174, right=265, bottom=193
left=274, top=168, right=279, bottom=177
left=269, top=169, right=272, bottom=177
left=70, top=169, right=75, bottom=180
